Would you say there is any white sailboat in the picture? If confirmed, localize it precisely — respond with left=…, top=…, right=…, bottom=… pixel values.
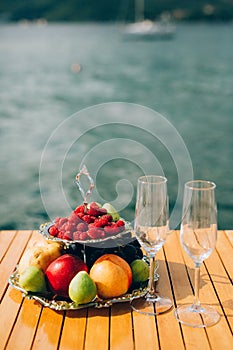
left=123, top=0, right=175, bottom=40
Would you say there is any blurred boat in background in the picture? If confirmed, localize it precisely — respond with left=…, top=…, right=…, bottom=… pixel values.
left=122, top=0, right=175, bottom=40
left=123, top=19, right=175, bottom=40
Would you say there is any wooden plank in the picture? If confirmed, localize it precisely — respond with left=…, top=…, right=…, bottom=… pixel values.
left=0, top=230, right=32, bottom=300
left=204, top=248, right=233, bottom=334
left=132, top=309, right=159, bottom=350
left=224, top=230, right=233, bottom=246
left=1, top=230, right=233, bottom=350
left=203, top=248, right=233, bottom=350
left=59, top=309, right=88, bottom=350
left=157, top=235, right=185, bottom=350
left=156, top=247, right=173, bottom=301
left=164, top=231, right=211, bottom=350
left=3, top=297, right=43, bottom=350
left=173, top=231, right=233, bottom=350
left=130, top=249, right=169, bottom=350
left=85, top=307, right=109, bottom=350
left=24, top=230, right=51, bottom=248
left=205, top=317, right=233, bottom=350
left=157, top=311, right=185, bottom=350
left=110, top=302, right=134, bottom=350
left=163, top=232, right=194, bottom=305
left=0, top=287, right=23, bottom=350
left=0, top=231, right=16, bottom=262
left=216, top=231, right=233, bottom=282
left=31, top=306, right=64, bottom=350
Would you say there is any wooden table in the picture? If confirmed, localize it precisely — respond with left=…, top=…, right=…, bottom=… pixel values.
left=0, top=230, right=232, bottom=350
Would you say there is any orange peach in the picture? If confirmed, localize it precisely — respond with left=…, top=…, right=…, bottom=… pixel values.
left=89, top=254, right=132, bottom=299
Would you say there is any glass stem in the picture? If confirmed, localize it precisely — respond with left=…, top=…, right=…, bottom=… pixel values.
left=193, top=263, right=201, bottom=308
left=148, top=256, right=156, bottom=295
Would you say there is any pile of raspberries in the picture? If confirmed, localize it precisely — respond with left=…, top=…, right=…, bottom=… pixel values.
left=48, top=202, right=125, bottom=241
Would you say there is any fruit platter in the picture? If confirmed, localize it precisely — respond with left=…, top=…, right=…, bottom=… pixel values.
left=9, top=200, right=159, bottom=310
left=8, top=244, right=156, bottom=311
left=8, top=228, right=158, bottom=310
left=9, top=167, right=158, bottom=311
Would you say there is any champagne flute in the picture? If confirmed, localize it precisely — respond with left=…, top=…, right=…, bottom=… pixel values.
left=174, top=180, right=220, bottom=327
left=131, top=175, right=173, bottom=315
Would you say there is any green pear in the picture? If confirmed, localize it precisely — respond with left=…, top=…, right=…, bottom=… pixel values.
left=69, top=271, right=97, bottom=304
left=130, top=259, right=150, bottom=283
left=102, top=203, right=120, bottom=221
left=19, top=266, right=47, bottom=293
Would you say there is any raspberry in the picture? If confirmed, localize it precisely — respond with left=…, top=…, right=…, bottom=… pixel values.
left=78, top=231, right=89, bottom=240
left=77, top=222, right=88, bottom=232
left=104, top=224, right=120, bottom=236
left=88, top=227, right=105, bottom=239
left=63, top=223, right=73, bottom=232
left=59, top=223, right=68, bottom=233
left=74, top=205, right=85, bottom=214
left=97, top=208, right=108, bottom=216
left=116, top=220, right=125, bottom=232
left=57, top=231, right=64, bottom=239
left=48, top=225, right=59, bottom=237
left=92, top=220, right=103, bottom=227
left=101, top=214, right=112, bottom=222
left=63, top=231, right=73, bottom=240
left=88, top=202, right=101, bottom=217
left=77, top=212, right=84, bottom=219
left=59, top=217, right=68, bottom=226
left=88, top=202, right=107, bottom=217
left=68, top=212, right=80, bottom=224
left=82, top=215, right=95, bottom=224
left=73, top=230, right=89, bottom=241
left=116, top=220, right=125, bottom=227
left=69, top=222, right=79, bottom=232
left=94, top=214, right=113, bottom=227
left=54, top=217, right=61, bottom=225
left=72, top=231, right=81, bottom=240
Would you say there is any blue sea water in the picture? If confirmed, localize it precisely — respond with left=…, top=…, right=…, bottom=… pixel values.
left=0, top=22, right=232, bottom=229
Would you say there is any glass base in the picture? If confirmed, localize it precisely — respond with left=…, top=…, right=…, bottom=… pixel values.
left=174, top=303, right=220, bottom=328
left=131, top=294, right=173, bottom=316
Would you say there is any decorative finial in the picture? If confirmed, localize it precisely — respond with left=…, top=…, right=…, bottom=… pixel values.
left=75, top=165, right=94, bottom=210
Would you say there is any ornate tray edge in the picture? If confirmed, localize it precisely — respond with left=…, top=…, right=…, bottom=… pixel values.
left=39, top=221, right=134, bottom=245
left=8, top=268, right=158, bottom=311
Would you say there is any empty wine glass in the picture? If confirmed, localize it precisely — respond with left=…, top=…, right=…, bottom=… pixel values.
left=174, top=180, right=220, bottom=327
left=130, top=175, right=173, bottom=316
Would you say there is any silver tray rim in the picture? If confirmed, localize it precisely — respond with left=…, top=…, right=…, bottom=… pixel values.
left=39, top=220, right=134, bottom=246
left=8, top=265, right=159, bottom=311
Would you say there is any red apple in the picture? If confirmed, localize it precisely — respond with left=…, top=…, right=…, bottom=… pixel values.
left=45, top=254, right=88, bottom=297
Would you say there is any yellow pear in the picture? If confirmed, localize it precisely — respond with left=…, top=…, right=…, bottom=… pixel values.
left=18, top=241, right=62, bottom=274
